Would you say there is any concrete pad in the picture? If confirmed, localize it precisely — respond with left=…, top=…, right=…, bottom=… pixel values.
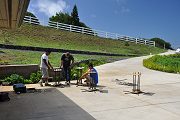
left=0, top=88, right=95, bottom=120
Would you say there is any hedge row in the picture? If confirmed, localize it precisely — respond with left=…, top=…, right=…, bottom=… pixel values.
left=143, top=54, right=180, bottom=73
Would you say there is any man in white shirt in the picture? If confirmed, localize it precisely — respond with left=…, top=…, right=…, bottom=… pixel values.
left=39, top=50, right=53, bottom=87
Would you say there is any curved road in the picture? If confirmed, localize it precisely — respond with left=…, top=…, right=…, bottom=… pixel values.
left=60, top=50, right=180, bottom=120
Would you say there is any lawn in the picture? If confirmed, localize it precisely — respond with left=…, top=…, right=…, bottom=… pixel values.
left=143, top=54, right=180, bottom=73
left=0, top=49, right=127, bottom=67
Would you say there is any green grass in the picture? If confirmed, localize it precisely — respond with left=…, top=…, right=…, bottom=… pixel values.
left=143, top=54, right=180, bottom=73
left=0, top=23, right=165, bottom=55
left=0, top=49, right=127, bottom=67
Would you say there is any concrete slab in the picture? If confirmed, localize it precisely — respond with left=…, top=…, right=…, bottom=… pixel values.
left=0, top=88, right=95, bottom=120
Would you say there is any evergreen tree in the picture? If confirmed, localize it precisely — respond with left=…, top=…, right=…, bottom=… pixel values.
left=71, top=5, right=80, bottom=26
left=49, top=5, right=88, bottom=28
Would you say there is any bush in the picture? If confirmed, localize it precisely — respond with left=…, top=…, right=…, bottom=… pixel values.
left=24, top=79, right=32, bottom=84
left=4, top=74, right=24, bottom=84
left=143, top=54, right=180, bottom=73
left=124, top=41, right=130, bottom=46
left=29, top=71, right=41, bottom=83
left=3, top=71, right=42, bottom=84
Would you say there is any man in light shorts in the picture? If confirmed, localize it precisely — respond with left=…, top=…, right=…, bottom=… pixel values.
left=39, top=50, right=53, bottom=87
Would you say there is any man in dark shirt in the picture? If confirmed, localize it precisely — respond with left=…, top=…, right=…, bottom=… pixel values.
left=60, top=52, right=74, bottom=84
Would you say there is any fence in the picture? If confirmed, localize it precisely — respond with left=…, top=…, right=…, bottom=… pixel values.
left=24, top=16, right=40, bottom=25
left=23, top=16, right=155, bottom=47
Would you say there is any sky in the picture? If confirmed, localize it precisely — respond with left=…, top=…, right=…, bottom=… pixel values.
left=28, top=0, right=180, bottom=48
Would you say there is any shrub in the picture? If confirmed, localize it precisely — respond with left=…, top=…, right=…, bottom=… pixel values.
left=4, top=74, right=24, bottom=84
left=29, top=71, right=41, bottom=83
left=124, top=41, right=130, bottom=46
left=24, top=79, right=32, bottom=84
left=3, top=71, right=42, bottom=84
left=143, top=54, right=180, bottom=73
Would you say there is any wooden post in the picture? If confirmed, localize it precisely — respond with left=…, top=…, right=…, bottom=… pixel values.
left=70, top=25, right=72, bottom=32
left=29, top=16, right=32, bottom=24
left=56, top=22, right=58, bottom=29
left=135, top=38, right=138, bottom=44
left=106, top=32, right=108, bottom=38
left=82, top=27, right=84, bottom=34
left=116, top=34, right=118, bottom=39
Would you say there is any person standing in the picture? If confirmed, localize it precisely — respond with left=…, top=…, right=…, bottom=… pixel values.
left=60, top=52, right=74, bottom=85
left=39, top=50, right=53, bottom=87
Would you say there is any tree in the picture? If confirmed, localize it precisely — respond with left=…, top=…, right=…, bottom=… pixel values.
left=71, top=4, right=80, bottom=26
left=26, top=11, right=37, bottom=18
left=49, top=5, right=88, bottom=28
left=150, top=38, right=172, bottom=49
left=25, top=11, right=40, bottom=25
left=49, top=12, right=72, bottom=24
left=79, top=21, right=88, bottom=28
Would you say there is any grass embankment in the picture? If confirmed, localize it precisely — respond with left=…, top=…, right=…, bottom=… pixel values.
left=0, top=24, right=165, bottom=55
left=0, top=49, right=126, bottom=66
left=143, top=54, right=180, bottom=73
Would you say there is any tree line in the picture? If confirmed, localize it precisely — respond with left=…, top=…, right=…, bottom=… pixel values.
left=49, top=5, right=88, bottom=28
left=150, top=38, right=172, bottom=49
left=26, top=5, right=88, bottom=28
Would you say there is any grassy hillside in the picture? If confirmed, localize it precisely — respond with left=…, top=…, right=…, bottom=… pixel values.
left=0, top=49, right=127, bottom=66
left=0, top=23, right=165, bottom=55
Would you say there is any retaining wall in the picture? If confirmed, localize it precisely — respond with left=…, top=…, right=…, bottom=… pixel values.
left=0, top=64, right=39, bottom=79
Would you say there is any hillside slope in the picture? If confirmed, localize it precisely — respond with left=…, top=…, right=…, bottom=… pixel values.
left=0, top=23, right=165, bottom=55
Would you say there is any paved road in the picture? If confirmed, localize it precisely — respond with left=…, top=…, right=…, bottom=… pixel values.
left=59, top=50, right=180, bottom=120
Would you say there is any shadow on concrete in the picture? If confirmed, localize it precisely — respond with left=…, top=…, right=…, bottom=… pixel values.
left=81, top=88, right=108, bottom=93
left=114, top=79, right=156, bottom=96
left=113, top=79, right=134, bottom=86
left=123, top=90, right=155, bottom=96
left=142, top=92, right=155, bottom=96
left=0, top=88, right=95, bottom=120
